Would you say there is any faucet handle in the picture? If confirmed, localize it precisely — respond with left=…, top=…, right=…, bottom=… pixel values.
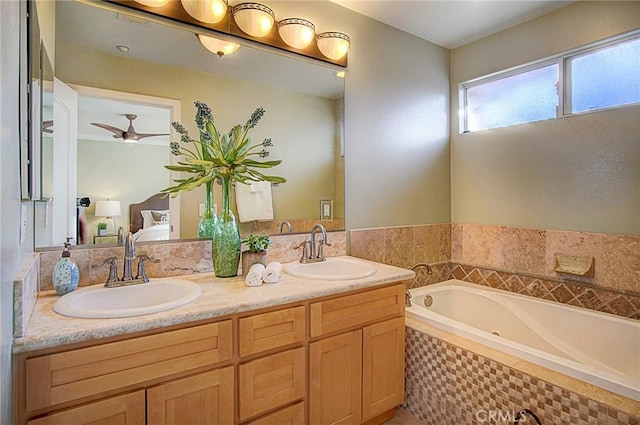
left=135, top=254, right=160, bottom=283
left=91, top=256, right=119, bottom=285
left=293, top=241, right=309, bottom=263
left=317, top=239, right=330, bottom=261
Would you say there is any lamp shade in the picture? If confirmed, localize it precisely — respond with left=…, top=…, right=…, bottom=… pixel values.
left=277, top=18, right=315, bottom=50
left=95, top=200, right=121, bottom=217
left=181, top=0, right=227, bottom=24
left=198, top=34, right=240, bottom=57
left=232, top=3, right=275, bottom=38
left=316, top=32, right=350, bottom=60
left=134, top=0, right=170, bottom=7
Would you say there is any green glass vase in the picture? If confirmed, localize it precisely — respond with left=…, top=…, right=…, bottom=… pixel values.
left=212, top=177, right=241, bottom=277
left=197, top=181, right=217, bottom=238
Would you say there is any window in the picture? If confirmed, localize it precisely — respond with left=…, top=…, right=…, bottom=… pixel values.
left=460, top=31, right=640, bottom=133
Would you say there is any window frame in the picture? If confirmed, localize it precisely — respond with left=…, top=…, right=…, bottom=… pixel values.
left=459, top=29, right=640, bottom=134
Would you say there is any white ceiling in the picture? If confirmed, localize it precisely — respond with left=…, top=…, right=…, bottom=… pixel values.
left=331, top=0, right=574, bottom=49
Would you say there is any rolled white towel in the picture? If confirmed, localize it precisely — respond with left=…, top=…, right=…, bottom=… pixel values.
left=245, top=263, right=265, bottom=287
left=262, top=262, right=282, bottom=283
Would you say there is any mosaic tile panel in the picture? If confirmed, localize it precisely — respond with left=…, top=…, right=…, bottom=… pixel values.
left=450, top=263, right=640, bottom=320
left=403, top=327, right=639, bottom=425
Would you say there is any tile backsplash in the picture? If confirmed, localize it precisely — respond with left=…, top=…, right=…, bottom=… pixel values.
left=37, top=231, right=346, bottom=291
left=350, top=223, right=639, bottom=319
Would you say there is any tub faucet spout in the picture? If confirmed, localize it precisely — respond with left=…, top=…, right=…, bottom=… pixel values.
left=405, top=290, right=413, bottom=307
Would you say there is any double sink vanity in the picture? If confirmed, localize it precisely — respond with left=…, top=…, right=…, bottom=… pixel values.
left=13, top=256, right=414, bottom=425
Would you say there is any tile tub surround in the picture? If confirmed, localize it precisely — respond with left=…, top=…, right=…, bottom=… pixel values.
left=403, top=319, right=640, bottom=425
left=350, top=224, right=639, bottom=319
left=14, top=255, right=410, bottom=354
left=13, top=254, right=39, bottom=337
left=37, top=231, right=347, bottom=291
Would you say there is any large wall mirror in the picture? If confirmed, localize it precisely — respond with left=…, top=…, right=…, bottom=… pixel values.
left=34, top=0, right=345, bottom=249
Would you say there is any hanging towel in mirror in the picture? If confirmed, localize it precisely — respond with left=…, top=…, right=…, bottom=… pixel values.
left=235, top=181, right=274, bottom=223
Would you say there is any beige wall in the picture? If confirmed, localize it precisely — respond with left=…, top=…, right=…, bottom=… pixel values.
left=451, top=1, right=640, bottom=235
left=343, top=8, right=451, bottom=229
left=55, top=43, right=340, bottom=238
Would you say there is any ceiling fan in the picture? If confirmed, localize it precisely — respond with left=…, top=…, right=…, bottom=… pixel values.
left=91, top=114, right=169, bottom=142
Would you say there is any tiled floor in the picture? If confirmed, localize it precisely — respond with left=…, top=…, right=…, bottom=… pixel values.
left=383, top=408, right=423, bottom=425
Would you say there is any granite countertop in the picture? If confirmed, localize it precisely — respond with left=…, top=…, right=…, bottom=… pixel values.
left=13, top=256, right=414, bottom=354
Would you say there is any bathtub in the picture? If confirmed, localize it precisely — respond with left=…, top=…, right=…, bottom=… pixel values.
left=405, top=280, right=640, bottom=401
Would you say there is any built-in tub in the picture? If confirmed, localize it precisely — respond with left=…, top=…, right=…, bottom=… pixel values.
left=406, top=280, right=640, bottom=401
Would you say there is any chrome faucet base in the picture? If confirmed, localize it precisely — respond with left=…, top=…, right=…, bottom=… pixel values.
left=104, top=278, right=148, bottom=288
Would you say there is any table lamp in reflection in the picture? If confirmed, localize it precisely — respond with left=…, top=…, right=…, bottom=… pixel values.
left=95, top=200, right=121, bottom=235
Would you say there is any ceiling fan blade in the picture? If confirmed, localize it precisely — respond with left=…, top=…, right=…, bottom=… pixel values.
left=91, top=122, right=125, bottom=138
left=135, top=133, right=171, bottom=140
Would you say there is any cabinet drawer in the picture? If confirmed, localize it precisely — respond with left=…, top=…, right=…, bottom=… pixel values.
left=245, top=402, right=305, bottom=425
left=239, top=347, right=306, bottom=421
left=25, top=320, right=233, bottom=412
left=27, top=390, right=145, bottom=425
left=239, top=306, right=305, bottom=357
left=310, top=284, right=404, bottom=337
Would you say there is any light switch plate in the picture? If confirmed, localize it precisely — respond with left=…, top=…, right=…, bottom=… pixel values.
left=20, top=203, right=27, bottom=244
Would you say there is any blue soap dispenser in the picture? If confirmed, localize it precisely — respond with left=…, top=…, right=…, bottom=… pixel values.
left=52, top=238, right=80, bottom=295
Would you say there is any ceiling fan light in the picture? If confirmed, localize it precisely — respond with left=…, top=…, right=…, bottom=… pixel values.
left=232, top=3, right=275, bottom=38
left=277, top=18, right=315, bottom=50
left=198, top=34, right=240, bottom=57
left=316, top=32, right=350, bottom=60
left=133, top=0, right=170, bottom=7
left=181, top=0, right=228, bottom=24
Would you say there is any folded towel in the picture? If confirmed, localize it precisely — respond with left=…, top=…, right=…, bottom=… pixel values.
left=245, top=263, right=265, bottom=286
left=262, top=262, right=282, bottom=283
left=235, top=181, right=274, bottom=223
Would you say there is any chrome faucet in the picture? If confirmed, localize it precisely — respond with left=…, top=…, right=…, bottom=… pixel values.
left=278, top=220, right=293, bottom=233
left=122, top=232, right=136, bottom=281
left=92, top=232, right=159, bottom=287
left=293, top=224, right=331, bottom=263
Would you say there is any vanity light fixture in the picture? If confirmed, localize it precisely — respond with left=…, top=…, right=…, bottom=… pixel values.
left=133, top=0, right=170, bottom=7
left=316, top=32, right=351, bottom=60
left=181, top=0, right=228, bottom=24
left=232, top=3, right=275, bottom=38
left=198, top=34, right=240, bottom=57
left=277, top=18, right=315, bottom=50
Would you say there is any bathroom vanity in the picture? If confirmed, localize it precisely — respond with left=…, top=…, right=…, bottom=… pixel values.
left=13, top=258, right=413, bottom=425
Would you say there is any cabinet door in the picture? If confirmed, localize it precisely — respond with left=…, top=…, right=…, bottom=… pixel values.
left=27, top=391, right=144, bottom=425
left=147, top=367, right=234, bottom=425
left=239, top=347, right=306, bottom=422
left=309, top=330, right=362, bottom=425
left=362, top=317, right=405, bottom=421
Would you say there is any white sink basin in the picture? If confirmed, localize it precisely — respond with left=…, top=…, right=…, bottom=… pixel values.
left=53, top=279, right=202, bottom=319
left=284, top=257, right=377, bottom=280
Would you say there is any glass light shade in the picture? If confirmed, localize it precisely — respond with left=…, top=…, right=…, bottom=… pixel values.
left=181, top=0, right=227, bottom=24
left=277, top=18, right=315, bottom=50
left=95, top=200, right=121, bottom=217
left=198, top=34, right=240, bottom=57
left=134, top=0, right=170, bottom=7
left=316, top=32, right=350, bottom=60
left=232, top=3, right=275, bottom=38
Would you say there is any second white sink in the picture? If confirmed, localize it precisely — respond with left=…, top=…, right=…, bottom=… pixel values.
left=284, top=257, right=377, bottom=280
left=53, top=278, right=202, bottom=319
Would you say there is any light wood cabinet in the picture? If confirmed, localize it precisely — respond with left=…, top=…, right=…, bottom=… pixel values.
left=147, top=366, right=234, bottom=425
left=16, top=282, right=406, bottom=425
left=362, top=317, right=405, bottom=422
left=309, top=284, right=405, bottom=425
left=239, top=347, right=306, bottom=421
left=27, top=391, right=145, bottom=425
left=310, top=330, right=363, bottom=425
